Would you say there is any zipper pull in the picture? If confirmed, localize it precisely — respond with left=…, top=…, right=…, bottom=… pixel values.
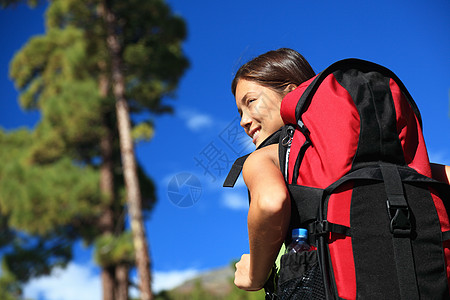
left=282, top=125, right=295, bottom=181
left=282, top=126, right=295, bottom=147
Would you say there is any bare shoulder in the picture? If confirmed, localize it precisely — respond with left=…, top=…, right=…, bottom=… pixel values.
left=242, top=143, right=287, bottom=202
left=242, top=144, right=280, bottom=184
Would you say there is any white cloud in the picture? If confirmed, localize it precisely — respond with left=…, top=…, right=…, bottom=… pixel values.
left=222, top=191, right=248, bottom=211
left=23, top=263, right=202, bottom=299
left=178, top=109, right=214, bottom=132
left=129, top=268, right=201, bottom=297
left=23, top=263, right=101, bottom=300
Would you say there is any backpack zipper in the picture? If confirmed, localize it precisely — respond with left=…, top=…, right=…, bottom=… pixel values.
left=282, top=126, right=295, bottom=181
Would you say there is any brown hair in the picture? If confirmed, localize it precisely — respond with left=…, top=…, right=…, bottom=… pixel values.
left=231, top=48, right=316, bottom=97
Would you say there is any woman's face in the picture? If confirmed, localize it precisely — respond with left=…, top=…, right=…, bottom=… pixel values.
left=235, top=79, right=285, bottom=148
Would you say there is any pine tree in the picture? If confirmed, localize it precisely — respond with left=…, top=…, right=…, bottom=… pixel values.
left=99, top=0, right=152, bottom=297
left=95, top=0, right=188, bottom=297
left=0, top=128, right=100, bottom=297
left=4, top=0, right=189, bottom=299
left=0, top=0, right=39, bottom=8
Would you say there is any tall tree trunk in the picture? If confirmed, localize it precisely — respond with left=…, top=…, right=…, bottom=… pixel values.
left=99, top=64, right=130, bottom=300
left=101, top=266, right=115, bottom=300
left=98, top=69, right=116, bottom=300
left=115, top=263, right=129, bottom=300
left=101, top=1, right=153, bottom=299
left=99, top=131, right=117, bottom=300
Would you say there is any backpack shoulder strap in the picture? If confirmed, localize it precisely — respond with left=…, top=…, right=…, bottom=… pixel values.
left=223, top=154, right=251, bottom=187
left=223, top=128, right=283, bottom=187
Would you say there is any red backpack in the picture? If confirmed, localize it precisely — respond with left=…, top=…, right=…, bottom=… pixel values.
left=224, top=59, right=450, bottom=299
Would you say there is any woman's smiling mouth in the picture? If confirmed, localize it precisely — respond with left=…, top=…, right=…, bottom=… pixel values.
left=250, top=128, right=260, bottom=145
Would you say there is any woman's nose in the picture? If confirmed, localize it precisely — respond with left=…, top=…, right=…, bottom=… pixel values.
left=240, top=111, right=252, bottom=130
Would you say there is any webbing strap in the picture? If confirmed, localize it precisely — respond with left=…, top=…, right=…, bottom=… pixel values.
left=309, top=220, right=352, bottom=237
left=223, top=154, right=250, bottom=187
left=223, top=128, right=282, bottom=188
left=380, top=164, right=419, bottom=300
left=291, top=139, right=311, bottom=184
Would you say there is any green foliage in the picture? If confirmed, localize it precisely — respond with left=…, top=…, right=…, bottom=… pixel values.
left=0, top=130, right=102, bottom=235
left=0, top=261, right=23, bottom=300
left=3, top=236, right=73, bottom=282
left=2, top=0, right=188, bottom=295
left=118, top=0, right=189, bottom=113
left=190, top=279, right=212, bottom=300
left=153, top=279, right=266, bottom=300
left=132, top=121, right=154, bottom=143
left=153, top=263, right=265, bottom=300
left=94, top=232, right=135, bottom=267
left=10, top=26, right=88, bottom=108
left=226, top=283, right=265, bottom=300
left=0, top=0, right=39, bottom=8
left=31, top=80, right=104, bottom=163
left=44, top=0, right=190, bottom=116
left=0, top=129, right=101, bottom=286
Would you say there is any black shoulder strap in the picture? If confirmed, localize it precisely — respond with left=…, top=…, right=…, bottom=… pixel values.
left=222, top=128, right=282, bottom=188
left=223, top=154, right=250, bottom=187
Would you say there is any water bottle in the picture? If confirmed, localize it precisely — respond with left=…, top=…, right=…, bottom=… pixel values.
left=286, top=228, right=311, bottom=253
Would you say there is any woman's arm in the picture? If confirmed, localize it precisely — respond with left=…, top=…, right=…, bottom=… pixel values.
left=430, top=163, right=450, bottom=184
left=234, top=145, right=290, bottom=291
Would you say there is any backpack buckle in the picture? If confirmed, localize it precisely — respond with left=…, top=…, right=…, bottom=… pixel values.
left=387, top=200, right=412, bottom=236
left=310, top=220, right=330, bottom=237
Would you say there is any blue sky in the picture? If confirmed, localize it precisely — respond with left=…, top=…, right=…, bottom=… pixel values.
left=1, top=1, right=450, bottom=299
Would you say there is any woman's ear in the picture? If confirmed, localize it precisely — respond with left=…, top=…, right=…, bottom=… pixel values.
left=285, top=83, right=297, bottom=93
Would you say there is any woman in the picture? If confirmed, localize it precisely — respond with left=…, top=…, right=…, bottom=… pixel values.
left=231, top=48, right=450, bottom=292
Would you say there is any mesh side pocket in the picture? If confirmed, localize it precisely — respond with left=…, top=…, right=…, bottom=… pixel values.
left=277, top=250, right=325, bottom=300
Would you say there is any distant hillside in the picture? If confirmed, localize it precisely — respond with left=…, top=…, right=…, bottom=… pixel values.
left=155, top=265, right=265, bottom=300
left=172, top=266, right=234, bottom=296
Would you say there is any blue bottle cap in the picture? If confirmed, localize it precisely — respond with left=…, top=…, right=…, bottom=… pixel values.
left=292, top=228, right=308, bottom=238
